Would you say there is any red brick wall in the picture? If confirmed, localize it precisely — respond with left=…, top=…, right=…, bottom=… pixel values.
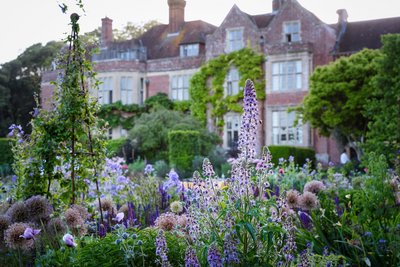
left=147, top=75, right=170, bottom=97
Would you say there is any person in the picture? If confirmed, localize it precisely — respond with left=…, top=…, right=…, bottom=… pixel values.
left=340, top=149, right=350, bottom=165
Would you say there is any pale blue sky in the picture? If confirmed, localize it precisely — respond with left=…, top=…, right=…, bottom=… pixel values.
left=1, top=0, right=399, bottom=64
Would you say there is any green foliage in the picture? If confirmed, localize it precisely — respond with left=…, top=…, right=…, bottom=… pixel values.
left=0, top=138, right=13, bottom=165
left=144, top=92, right=174, bottom=110
left=189, top=48, right=265, bottom=129
left=97, top=101, right=142, bottom=129
left=0, top=41, right=63, bottom=137
left=268, top=145, right=316, bottom=166
left=364, top=34, right=400, bottom=170
left=106, top=138, right=126, bottom=157
left=35, top=228, right=186, bottom=267
left=128, top=107, right=219, bottom=163
left=168, top=130, right=200, bottom=178
left=299, top=49, right=380, bottom=155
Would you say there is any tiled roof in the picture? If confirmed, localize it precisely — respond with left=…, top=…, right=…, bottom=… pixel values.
left=140, top=20, right=216, bottom=59
left=338, top=17, right=400, bottom=53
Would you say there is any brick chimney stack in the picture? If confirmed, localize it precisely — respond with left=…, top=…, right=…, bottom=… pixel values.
left=272, top=0, right=285, bottom=14
left=168, top=0, right=186, bottom=33
left=337, top=9, right=348, bottom=24
left=101, top=17, right=113, bottom=47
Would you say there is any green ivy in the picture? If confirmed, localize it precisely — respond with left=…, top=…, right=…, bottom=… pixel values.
left=189, top=48, right=265, bottom=129
left=97, top=101, right=143, bottom=129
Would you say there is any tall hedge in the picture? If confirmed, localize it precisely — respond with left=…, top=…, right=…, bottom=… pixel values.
left=268, top=145, right=316, bottom=166
left=168, top=130, right=200, bottom=178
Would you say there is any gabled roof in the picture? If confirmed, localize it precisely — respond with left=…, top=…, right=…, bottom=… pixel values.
left=338, top=17, right=400, bottom=53
left=140, top=20, right=216, bottom=59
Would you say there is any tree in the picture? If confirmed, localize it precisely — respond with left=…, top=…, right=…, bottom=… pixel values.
left=128, top=107, right=220, bottom=162
left=0, top=41, right=63, bottom=136
left=364, top=34, right=400, bottom=170
left=299, top=49, right=380, bottom=159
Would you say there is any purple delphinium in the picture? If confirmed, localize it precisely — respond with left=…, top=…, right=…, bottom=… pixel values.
left=207, top=244, right=223, bottom=267
left=155, top=230, right=171, bottom=267
left=237, top=79, right=260, bottom=161
left=19, top=227, right=41, bottom=240
left=334, top=196, right=343, bottom=217
left=185, top=247, right=200, bottom=267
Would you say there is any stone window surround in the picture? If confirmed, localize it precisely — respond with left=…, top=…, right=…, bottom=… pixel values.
left=225, top=27, right=244, bottom=53
left=265, top=51, right=312, bottom=94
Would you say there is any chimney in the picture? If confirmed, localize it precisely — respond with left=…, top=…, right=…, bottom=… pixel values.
left=101, top=17, right=113, bottom=47
left=337, top=9, right=348, bottom=24
left=272, top=0, right=285, bottom=13
left=168, top=0, right=186, bottom=33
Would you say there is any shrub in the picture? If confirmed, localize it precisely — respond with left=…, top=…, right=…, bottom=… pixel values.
left=153, top=160, right=169, bottom=178
left=0, top=138, right=13, bottom=164
left=105, top=138, right=126, bottom=157
left=168, top=130, right=200, bottom=178
left=268, top=145, right=316, bottom=166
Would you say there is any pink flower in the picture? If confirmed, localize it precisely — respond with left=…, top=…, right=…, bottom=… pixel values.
left=19, top=227, right=40, bottom=240
left=113, top=212, right=124, bottom=223
left=63, top=233, right=77, bottom=247
left=279, top=168, right=285, bottom=174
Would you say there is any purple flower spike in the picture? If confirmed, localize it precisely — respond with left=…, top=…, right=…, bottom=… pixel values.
left=20, top=227, right=41, bottom=240
left=63, top=233, right=77, bottom=247
left=238, top=79, right=260, bottom=160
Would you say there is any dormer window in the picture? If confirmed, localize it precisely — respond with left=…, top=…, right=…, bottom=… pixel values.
left=180, top=44, right=199, bottom=57
left=226, top=28, right=243, bottom=52
left=283, top=21, right=300, bottom=43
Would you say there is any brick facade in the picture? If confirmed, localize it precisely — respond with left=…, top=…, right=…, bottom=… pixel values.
left=40, top=0, right=399, bottom=163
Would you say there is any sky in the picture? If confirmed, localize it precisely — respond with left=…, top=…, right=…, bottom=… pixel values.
left=1, top=0, right=399, bottom=64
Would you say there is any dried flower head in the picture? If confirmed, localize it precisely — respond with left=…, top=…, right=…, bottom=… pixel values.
left=25, top=195, right=53, bottom=223
left=118, top=204, right=129, bottom=217
left=99, top=198, right=114, bottom=214
left=299, top=192, right=320, bottom=211
left=6, top=201, right=29, bottom=223
left=47, top=217, right=67, bottom=235
left=303, top=180, right=326, bottom=194
left=64, top=208, right=84, bottom=228
left=4, top=222, right=35, bottom=251
left=154, top=212, right=177, bottom=231
left=71, top=204, right=90, bottom=220
left=0, top=214, right=11, bottom=243
left=286, top=190, right=300, bottom=209
left=176, top=214, right=187, bottom=229
left=170, top=201, right=183, bottom=214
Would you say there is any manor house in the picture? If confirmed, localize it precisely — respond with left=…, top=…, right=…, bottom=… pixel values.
left=40, top=0, right=400, bottom=164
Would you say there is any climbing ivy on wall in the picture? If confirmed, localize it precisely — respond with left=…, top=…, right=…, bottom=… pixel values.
left=189, top=48, right=265, bottom=130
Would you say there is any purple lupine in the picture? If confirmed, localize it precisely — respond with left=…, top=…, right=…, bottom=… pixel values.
left=155, top=230, right=171, bottom=267
left=185, top=247, right=200, bottom=267
left=237, top=79, right=260, bottom=161
left=334, top=196, right=343, bottom=217
left=207, top=244, right=223, bottom=267
left=298, top=211, right=313, bottom=230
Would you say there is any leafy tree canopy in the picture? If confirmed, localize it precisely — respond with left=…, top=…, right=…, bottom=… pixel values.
left=0, top=41, right=63, bottom=136
left=298, top=49, right=380, bottom=155
left=364, top=34, right=400, bottom=170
